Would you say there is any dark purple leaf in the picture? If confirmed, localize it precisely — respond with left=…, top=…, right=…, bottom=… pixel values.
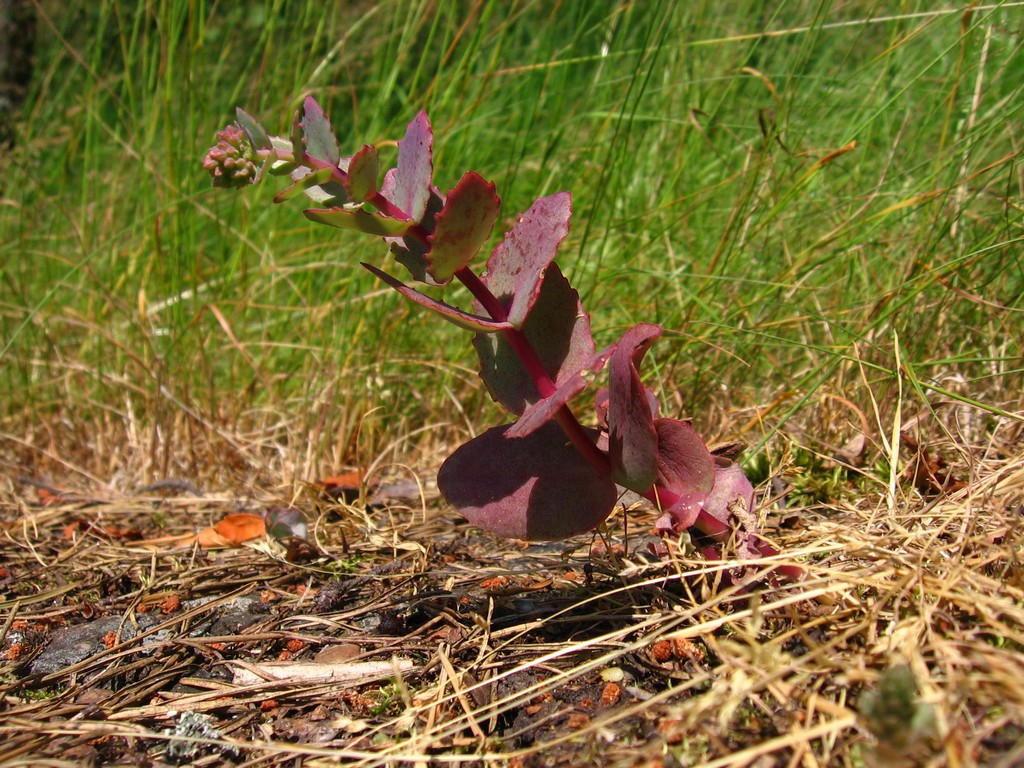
left=389, top=110, right=433, bottom=222
left=345, top=144, right=379, bottom=202
left=480, top=192, right=572, bottom=329
left=305, top=207, right=411, bottom=236
left=473, top=263, right=596, bottom=415
left=594, top=386, right=659, bottom=428
left=300, top=96, right=340, bottom=165
left=438, top=422, right=617, bottom=540
left=607, top=324, right=662, bottom=491
left=362, top=263, right=511, bottom=333
left=651, top=418, right=715, bottom=528
left=426, top=172, right=500, bottom=285
left=507, top=345, right=615, bottom=438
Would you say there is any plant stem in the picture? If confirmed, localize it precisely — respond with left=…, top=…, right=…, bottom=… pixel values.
left=455, top=267, right=612, bottom=475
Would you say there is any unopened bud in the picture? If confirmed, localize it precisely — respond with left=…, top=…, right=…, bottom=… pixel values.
left=203, top=124, right=257, bottom=188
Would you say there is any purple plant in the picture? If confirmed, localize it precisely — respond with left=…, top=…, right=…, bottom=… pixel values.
left=204, top=99, right=800, bottom=582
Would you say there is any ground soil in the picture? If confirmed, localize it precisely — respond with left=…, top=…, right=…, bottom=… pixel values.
left=2, top=433, right=1023, bottom=766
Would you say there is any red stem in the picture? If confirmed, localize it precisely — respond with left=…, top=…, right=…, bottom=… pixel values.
left=456, top=268, right=612, bottom=475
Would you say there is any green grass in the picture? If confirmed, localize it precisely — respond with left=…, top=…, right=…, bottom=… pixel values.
left=1, top=0, right=1021, bottom=484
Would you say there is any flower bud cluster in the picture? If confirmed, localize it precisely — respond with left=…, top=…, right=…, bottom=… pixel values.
left=203, top=124, right=257, bottom=188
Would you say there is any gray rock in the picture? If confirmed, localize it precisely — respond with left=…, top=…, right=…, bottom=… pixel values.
left=29, top=615, right=157, bottom=677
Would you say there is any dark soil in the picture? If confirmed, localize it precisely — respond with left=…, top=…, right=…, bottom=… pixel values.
left=2, top=462, right=1023, bottom=767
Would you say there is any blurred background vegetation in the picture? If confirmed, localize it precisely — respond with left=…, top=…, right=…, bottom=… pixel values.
left=1, top=0, right=1020, bottom=490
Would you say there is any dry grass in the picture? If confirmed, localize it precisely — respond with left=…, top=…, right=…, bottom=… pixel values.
left=1, top=392, right=1022, bottom=768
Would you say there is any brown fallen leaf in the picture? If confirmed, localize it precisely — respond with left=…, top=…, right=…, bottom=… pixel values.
left=134, top=512, right=266, bottom=550
left=901, top=434, right=966, bottom=495
left=63, top=518, right=144, bottom=541
left=210, top=512, right=266, bottom=543
left=17, top=476, right=97, bottom=506
left=314, top=471, right=368, bottom=502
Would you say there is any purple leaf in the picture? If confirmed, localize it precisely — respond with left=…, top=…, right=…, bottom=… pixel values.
left=607, top=324, right=662, bottom=491
left=507, top=345, right=616, bottom=438
left=426, top=172, right=500, bottom=285
left=703, top=461, right=763, bottom=561
left=438, top=421, right=617, bottom=540
left=480, top=192, right=572, bottom=329
left=594, top=386, right=659, bottom=428
left=390, top=111, right=433, bottom=222
left=362, top=263, right=512, bottom=333
left=473, top=263, right=596, bottom=415
left=702, top=461, right=755, bottom=527
left=651, top=418, right=715, bottom=528
left=305, top=207, right=411, bottom=236
left=345, top=144, right=379, bottom=202
left=300, top=96, right=340, bottom=165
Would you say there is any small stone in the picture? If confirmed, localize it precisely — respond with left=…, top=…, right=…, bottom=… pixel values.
left=600, top=666, right=625, bottom=682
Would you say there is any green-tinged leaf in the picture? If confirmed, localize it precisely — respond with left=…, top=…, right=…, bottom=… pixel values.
left=362, top=263, right=511, bottom=333
left=300, top=96, right=340, bottom=165
left=305, top=207, right=411, bottom=236
left=300, top=180, right=350, bottom=205
left=264, top=507, right=309, bottom=540
left=438, top=421, right=617, bottom=541
left=265, top=136, right=299, bottom=176
left=426, top=172, right=500, bottom=285
left=290, top=155, right=350, bottom=204
left=235, top=107, right=271, bottom=150
left=290, top=106, right=303, bottom=164
left=273, top=166, right=334, bottom=202
left=346, top=144, right=379, bottom=202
